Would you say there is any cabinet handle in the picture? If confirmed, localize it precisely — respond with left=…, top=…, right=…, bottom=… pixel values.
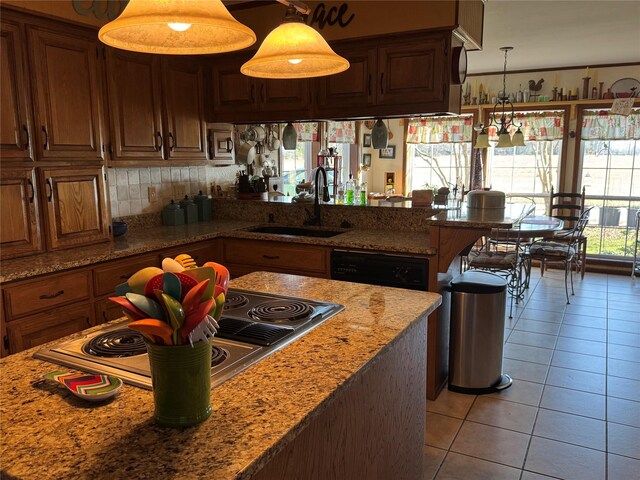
left=46, top=178, right=53, bottom=202
left=102, top=311, right=109, bottom=323
left=226, top=139, right=234, bottom=152
left=119, top=274, right=134, bottom=279
left=27, top=179, right=34, bottom=203
left=42, top=126, right=48, bottom=150
left=368, top=74, right=372, bottom=96
left=3, top=335, right=9, bottom=352
left=250, top=84, right=255, bottom=103
left=22, top=125, right=29, bottom=150
left=380, top=73, right=384, bottom=95
left=260, top=84, right=265, bottom=103
left=39, top=290, right=64, bottom=300
left=169, top=132, right=175, bottom=151
left=155, top=131, right=163, bottom=152
left=263, top=254, right=280, bottom=260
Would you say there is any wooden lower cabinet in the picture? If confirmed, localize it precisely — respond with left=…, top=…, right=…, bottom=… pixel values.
left=161, top=240, right=219, bottom=266
left=222, top=238, right=330, bottom=278
left=94, top=297, right=126, bottom=326
left=5, top=302, right=93, bottom=354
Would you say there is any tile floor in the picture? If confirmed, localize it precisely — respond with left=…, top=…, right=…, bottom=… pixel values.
left=425, top=269, right=640, bottom=480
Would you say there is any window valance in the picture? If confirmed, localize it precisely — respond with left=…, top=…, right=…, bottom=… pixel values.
left=327, top=121, right=356, bottom=143
left=488, top=111, right=564, bottom=142
left=407, top=115, right=473, bottom=144
left=581, top=109, right=640, bottom=140
left=294, top=122, right=318, bottom=142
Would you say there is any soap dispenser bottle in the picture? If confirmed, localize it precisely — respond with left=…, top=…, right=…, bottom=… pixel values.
left=345, top=174, right=355, bottom=205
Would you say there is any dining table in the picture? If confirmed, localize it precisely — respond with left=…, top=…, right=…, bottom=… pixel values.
left=518, top=215, right=565, bottom=238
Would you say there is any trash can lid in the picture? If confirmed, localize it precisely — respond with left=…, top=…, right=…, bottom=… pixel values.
left=450, top=271, right=507, bottom=294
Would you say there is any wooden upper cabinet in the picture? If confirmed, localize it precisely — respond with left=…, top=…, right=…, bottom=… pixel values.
left=39, top=166, right=110, bottom=251
left=27, top=26, right=103, bottom=161
left=316, top=41, right=377, bottom=117
left=377, top=33, right=447, bottom=107
left=0, top=20, right=33, bottom=162
left=210, top=54, right=257, bottom=118
left=259, top=78, right=311, bottom=115
left=162, top=57, right=207, bottom=160
left=0, top=167, right=42, bottom=259
left=105, top=49, right=164, bottom=162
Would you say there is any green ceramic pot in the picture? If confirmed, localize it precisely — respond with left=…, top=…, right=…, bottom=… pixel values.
left=146, top=340, right=212, bottom=428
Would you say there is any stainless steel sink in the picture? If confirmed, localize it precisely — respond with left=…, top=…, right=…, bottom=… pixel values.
left=248, top=226, right=345, bottom=238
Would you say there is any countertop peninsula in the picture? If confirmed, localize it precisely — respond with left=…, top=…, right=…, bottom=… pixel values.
left=0, top=272, right=441, bottom=480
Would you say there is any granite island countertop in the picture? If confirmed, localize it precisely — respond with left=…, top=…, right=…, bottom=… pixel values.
left=0, top=272, right=441, bottom=480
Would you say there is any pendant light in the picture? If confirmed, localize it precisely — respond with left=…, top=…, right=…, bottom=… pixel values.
left=241, top=5, right=349, bottom=79
left=474, top=125, right=491, bottom=149
left=98, top=0, right=256, bottom=55
left=371, top=119, right=388, bottom=149
left=282, top=123, right=297, bottom=150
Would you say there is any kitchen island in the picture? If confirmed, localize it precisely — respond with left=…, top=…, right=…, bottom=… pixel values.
left=0, top=272, right=441, bottom=479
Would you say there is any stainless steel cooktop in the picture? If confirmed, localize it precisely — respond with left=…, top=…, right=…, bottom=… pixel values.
left=34, top=288, right=344, bottom=390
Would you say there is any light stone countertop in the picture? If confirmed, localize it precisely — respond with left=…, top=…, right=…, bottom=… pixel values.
left=0, top=272, right=441, bottom=480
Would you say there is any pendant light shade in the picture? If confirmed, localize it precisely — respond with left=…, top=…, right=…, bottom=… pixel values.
left=282, top=123, right=297, bottom=150
left=98, top=0, right=256, bottom=55
left=511, top=127, right=525, bottom=147
left=371, top=119, right=388, bottom=149
left=496, top=129, right=514, bottom=148
left=241, top=7, right=349, bottom=79
left=474, top=128, right=490, bottom=149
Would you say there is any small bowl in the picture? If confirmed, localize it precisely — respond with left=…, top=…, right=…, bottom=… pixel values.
left=615, top=92, right=632, bottom=98
left=112, top=221, right=127, bottom=237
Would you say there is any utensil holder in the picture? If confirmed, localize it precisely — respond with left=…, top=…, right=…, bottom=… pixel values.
left=146, top=340, right=212, bottom=428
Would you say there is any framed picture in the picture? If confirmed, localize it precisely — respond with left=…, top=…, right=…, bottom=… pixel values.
left=363, top=133, right=372, bottom=148
left=362, top=153, right=372, bottom=167
left=379, top=145, right=396, bottom=159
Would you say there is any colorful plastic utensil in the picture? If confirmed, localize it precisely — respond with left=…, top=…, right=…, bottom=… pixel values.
left=158, top=293, right=184, bottom=344
left=125, top=292, right=166, bottom=321
left=175, top=254, right=197, bottom=269
left=203, top=262, right=230, bottom=293
left=127, top=267, right=164, bottom=294
left=162, top=273, right=182, bottom=301
left=128, top=319, right=174, bottom=345
left=211, top=292, right=225, bottom=321
left=181, top=279, right=211, bottom=314
left=182, top=266, right=216, bottom=300
left=161, top=257, right=184, bottom=273
left=44, top=370, right=122, bottom=402
left=108, top=296, right=146, bottom=320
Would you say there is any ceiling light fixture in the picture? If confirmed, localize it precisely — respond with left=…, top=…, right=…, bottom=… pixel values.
left=371, top=119, right=388, bottom=149
left=474, top=47, right=525, bottom=149
left=98, top=0, right=256, bottom=55
left=241, top=2, right=349, bottom=79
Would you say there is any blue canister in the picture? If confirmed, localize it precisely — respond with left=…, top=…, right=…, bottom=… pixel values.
left=179, top=195, right=198, bottom=224
left=162, top=200, right=184, bottom=226
left=193, top=191, right=212, bottom=222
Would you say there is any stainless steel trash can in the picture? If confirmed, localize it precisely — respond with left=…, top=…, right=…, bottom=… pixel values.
left=448, top=270, right=512, bottom=394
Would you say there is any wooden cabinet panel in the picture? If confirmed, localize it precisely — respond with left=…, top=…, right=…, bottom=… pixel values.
left=0, top=20, right=33, bottom=161
left=39, top=166, right=110, bottom=250
left=93, top=253, right=159, bottom=297
left=210, top=54, right=256, bottom=118
left=27, top=26, right=103, bottom=160
left=0, top=167, right=43, bottom=259
left=94, top=297, right=125, bottom=326
left=3, top=269, right=90, bottom=319
left=5, top=302, right=92, bottom=354
left=316, top=41, right=377, bottom=117
left=161, top=240, right=218, bottom=267
left=259, top=78, right=311, bottom=115
left=377, top=34, right=447, bottom=106
left=162, top=57, right=207, bottom=160
left=222, top=239, right=329, bottom=275
left=106, top=49, right=164, bottom=161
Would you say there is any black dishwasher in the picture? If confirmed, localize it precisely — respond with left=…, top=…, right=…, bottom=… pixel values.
left=330, top=249, right=428, bottom=291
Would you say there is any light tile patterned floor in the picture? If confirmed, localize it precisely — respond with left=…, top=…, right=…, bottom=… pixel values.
left=425, top=270, right=640, bottom=480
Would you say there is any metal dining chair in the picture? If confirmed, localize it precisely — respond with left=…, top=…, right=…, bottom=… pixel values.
left=527, top=207, right=594, bottom=304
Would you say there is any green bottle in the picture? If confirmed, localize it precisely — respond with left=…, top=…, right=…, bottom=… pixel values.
left=345, top=174, right=355, bottom=205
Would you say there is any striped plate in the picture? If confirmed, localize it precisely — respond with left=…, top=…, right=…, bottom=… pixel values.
left=44, top=370, right=122, bottom=402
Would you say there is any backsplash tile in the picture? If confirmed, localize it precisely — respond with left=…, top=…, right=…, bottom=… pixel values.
left=109, top=165, right=238, bottom=219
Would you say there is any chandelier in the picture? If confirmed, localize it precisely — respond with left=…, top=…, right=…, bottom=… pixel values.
left=474, top=47, right=525, bottom=149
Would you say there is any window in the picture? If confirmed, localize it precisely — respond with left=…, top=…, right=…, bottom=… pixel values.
left=406, top=115, right=473, bottom=195
left=280, top=141, right=312, bottom=196
left=579, top=108, right=640, bottom=257
left=485, top=110, right=564, bottom=214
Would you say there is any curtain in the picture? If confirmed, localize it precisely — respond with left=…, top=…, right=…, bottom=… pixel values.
left=581, top=109, right=640, bottom=140
left=294, top=122, right=318, bottom=142
left=488, top=111, right=564, bottom=141
left=327, top=121, right=356, bottom=143
left=406, top=115, right=473, bottom=144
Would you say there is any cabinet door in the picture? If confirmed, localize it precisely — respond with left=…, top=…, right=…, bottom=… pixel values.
left=39, top=166, right=110, bottom=250
left=5, top=302, right=93, bottom=354
left=210, top=54, right=256, bottom=120
left=162, top=57, right=207, bottom=160
left=106, top=49, right=164, bottom=162
left=94, top=298, right=126, bottom=326
left=259, top=78, right=311, bottom=116
left=0, top=20, right=33, bottom=161
left=27, top=27, right=103, bottom=160
left=377, top=33, right=447, bottom=106
left=316, top=41, right=377, bottom=117
left=0, top=167, right=42, bottom=259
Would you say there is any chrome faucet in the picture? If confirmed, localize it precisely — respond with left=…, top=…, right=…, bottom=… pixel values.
left=304, top=166, right=330, bottom=226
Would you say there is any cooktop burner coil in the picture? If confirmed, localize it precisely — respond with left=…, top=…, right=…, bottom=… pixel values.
left=82, top=329, right=147, bottom=358
left=248, top=300, right=314, bottom=323
left=224, top=293, right=249, bottom=310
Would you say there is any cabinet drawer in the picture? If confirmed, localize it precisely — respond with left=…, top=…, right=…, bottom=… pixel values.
left=223, top=240, right=328, bottom=274
left=93, top=254, right=159, bottom=297
left=4, top=270, right=90, bottom=320
left=161, top=241, right=217, bottom=267
left=94, top=297, right=126, bottom=325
